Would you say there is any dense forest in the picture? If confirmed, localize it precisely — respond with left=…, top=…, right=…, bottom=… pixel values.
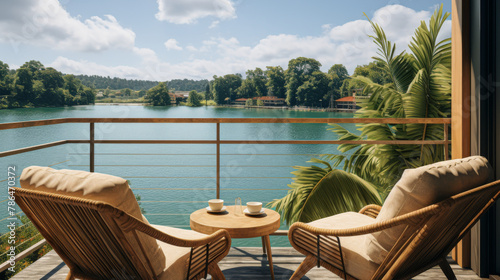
left=210, top=57, right=390, bottom=107
left=0, top=56, right=389, bottom=109
left=76, top=75, right=209, bottom=92
left=168, top=79, right=209, bottom=92
left=75, top=75, right=158, bottom=91
left=0, top=60, right=95, bottom=109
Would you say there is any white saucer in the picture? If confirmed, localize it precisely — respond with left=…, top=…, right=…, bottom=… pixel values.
left=244, top=208, right=265, bottom=216
left=206, top=206, right=226, bottom=213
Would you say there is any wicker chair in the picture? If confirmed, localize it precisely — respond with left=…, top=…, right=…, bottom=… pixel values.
left=15, top=166, right=231, bottom=280
left=288, top=156, right=500, bottom=280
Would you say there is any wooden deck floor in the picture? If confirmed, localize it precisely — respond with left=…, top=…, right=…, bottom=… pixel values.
left=12, top=247, right=484, bottom=280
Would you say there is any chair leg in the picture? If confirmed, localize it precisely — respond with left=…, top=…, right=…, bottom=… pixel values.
left=208, top=264, right=226, bottom=280
left=290, top=255, right=316, bottom=280
left=438, top=258, right=457, bottom=280
left=65, top=271, right=75, bottom=280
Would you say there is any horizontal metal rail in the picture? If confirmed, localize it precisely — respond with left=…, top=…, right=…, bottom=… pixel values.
left=0, top=117, right=451, bottom=130
left=0, top=239, right=48, bottom=273
left=0, top=139, right=448, bottom=158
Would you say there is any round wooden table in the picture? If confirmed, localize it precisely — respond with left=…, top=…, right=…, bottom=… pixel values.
left=190, top=206, right=281, bottom=280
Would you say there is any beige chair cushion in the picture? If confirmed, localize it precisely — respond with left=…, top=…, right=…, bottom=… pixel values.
left=153, top=225, right=208, bottom=280
left=20, top=166, right=166, bottom=277
left=307, top=212, right=379, bottom=280
left=365, top=156, right=492, bottom=264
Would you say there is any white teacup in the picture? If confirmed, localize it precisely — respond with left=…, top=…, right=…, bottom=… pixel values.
left=208, top=199, right=224, bottom=211
left=246, top=202, right=262, bottom=213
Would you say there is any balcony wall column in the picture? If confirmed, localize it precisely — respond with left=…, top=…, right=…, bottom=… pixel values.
left=451, top=0, right=472, bottom=268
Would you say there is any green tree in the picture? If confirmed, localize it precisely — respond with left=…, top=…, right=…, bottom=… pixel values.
left=122, top=88, right=132, bottom=97
left=146, top=82, right=171, bottom=106
left=237, top=79, right=256, bottom=98
left=81, top=87, right=96, bottom=104
left=37, top=68, right=65, bottom=106
left=204, top=84, right=211, bottom=105
left=328, top=64, right=349, bottom=80
left=21, top=60, right=44, bottom=79
left=39, top=68, right=64, bottom=91
left=38, top=87, right=64, bottom=106
left=14, top=67, right=34, bottom=106
left=270, top=5, right=451, bottom=225
left=225, top=74, right=242, bottom=101
left=64, top=74, right=80, bottom=96
left=339, top=78, right=368, bottom=97
left=0, top=61, right=12, bottom=96
left=104, top=87, right=112, bottom=97
left=329, top=7, right=451, bottom=191
left=212, top=75, right=226, bottom=105
left=245, top=98, right=255, bottom=107
left=212, top=74, right=242, bottom=105
left=187, top=90, right=201, bottom=106
left=296, top=71, right=330, bottom=107
left=354, top=60, right=391, bottom=85
left=246, top=68, right=267, bottom=97
left=265, top=66, right=286, bottom=98
left=285, top=57, right=321, bottom=106
left=0, top=61, right=9, bottom=80
left=327, top=64, right=349, bottom=103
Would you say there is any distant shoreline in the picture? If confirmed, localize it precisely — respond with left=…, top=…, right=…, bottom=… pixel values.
left=1, top=102, right=355, bottom=112
left=94, top=103, right=145, bottom=106
left=215, top=105, right=355, bottom=112
left=94, top=102, right=355, bottom=112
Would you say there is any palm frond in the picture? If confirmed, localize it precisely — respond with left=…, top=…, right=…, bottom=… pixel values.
left=271, top=5, right=451, bottom=225
left=268, top=159, right=381, bottom=225
left=364, top=14, right=416, bottom=93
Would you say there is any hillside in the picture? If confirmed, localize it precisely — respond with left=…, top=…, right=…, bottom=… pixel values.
left=75, top=75, right=209, bottom=92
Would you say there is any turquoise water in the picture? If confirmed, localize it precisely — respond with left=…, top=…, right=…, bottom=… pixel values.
left=0, top=105, right=354, bottom=246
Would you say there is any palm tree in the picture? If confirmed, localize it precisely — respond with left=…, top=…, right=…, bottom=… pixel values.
left=269, top=5, right=451, bottom=225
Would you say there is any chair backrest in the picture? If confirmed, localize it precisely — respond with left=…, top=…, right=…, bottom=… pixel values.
left=18, top=166, right=166, bottom=279
left=372, top=180, right=500, bottom=280
left=14, top=187, right=157, bottom=279
left=365, top=156, right=492, bottom=264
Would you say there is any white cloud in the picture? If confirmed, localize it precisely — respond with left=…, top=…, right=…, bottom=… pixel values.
left=51, top=4, right=452, bottom=81
left=133, top=47, right=159, bottom=64
left=328, top=5, right=451, bottom=71
left=170, top=4, right=451, bottom=78
left=164, top=39, right=183, bottom=51
left=0, top=0, right=135, bottom=52
left=186, top=45, right=198, bottom=52
left=209, top=20, right=220, bottom=29
left=50, top=56, right=145, bottom=79
left=155, top=0, right=236, bottom=24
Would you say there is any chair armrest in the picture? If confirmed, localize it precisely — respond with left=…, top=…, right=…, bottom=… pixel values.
left=288, top=208, right=434, bottom=273
left=126, top=216, right=231, bottom=247
left=289, top=202, right=443, bottom=238
left=125, top=217, right=231, bottom=280
left=359, top=204, right=382, bottom=218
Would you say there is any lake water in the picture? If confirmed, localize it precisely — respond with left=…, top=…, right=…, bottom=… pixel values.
left=0, top=105, right=354, bottom=246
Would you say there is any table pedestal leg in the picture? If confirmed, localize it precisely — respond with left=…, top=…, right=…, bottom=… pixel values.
left=263, top=235, right=275, bottom=280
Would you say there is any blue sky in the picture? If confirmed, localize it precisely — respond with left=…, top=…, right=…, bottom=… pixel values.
left=0, top=0, right=451, bottom=81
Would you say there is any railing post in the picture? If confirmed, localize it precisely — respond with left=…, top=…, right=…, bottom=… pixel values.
left=90, top=122, right=95, bottom=172
left=216, top=122, right=220, bottom=199
left=444, top=123, right=449, bottom=160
